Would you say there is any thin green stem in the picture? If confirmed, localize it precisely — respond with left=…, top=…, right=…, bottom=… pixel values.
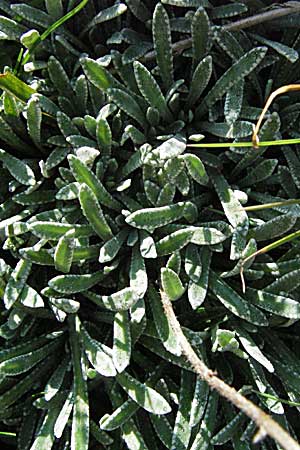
left=187, top=138, right=300, bottom=148
left=252, top=390, right=300, bottom=407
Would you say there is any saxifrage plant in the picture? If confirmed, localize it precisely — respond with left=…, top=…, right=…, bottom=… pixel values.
left=1, top=1, right=300, bottom=449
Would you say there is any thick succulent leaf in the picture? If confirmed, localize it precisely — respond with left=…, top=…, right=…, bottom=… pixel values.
left=27, top=95, right=42, bottom=144
left=0, top=339, right=61, bottom=376
left=116, top=371, right=171, bottom=414
left=211, top=411, right=245, bottom=445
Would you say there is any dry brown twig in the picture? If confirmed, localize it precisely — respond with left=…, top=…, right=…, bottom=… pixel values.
left=160, top=290, right=300, bottom=450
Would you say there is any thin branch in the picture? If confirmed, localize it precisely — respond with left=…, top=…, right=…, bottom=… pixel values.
left=142, top=2, right=300, bottom=63
left=160, top=290, right=300, bottom=450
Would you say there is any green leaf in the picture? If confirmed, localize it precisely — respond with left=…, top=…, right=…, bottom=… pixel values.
left=126, top=202, right=193, bottom=231
left=113, top=311, right=131, bottom=373
left=171, top=370, right=194, bottom=450
left=81, top=326, right=116, bottom=377
left=27, top=95, right=42, bottom=144
left=48, top=56, right=73, bottom=97
left=50, top=297, right=80, bottom=314
left=4, top=259, right=32, bottom=309
left=69, top=316, right=89, bottom=450
left=100, top=399, right=138, bottom=431
left=190, top=391, right=218, bottom=450
left=49, top=271, right=104, bottom=294
left=79, top=183, right=113, bottom=241
left=196, top=47, right=267, bottom=116
left=152, top=3, right=174, bottom=90
left=246, top=288, right=300, bottom=319
left=235, top=326, right=274, bottom=373
left=0, top=340, right=61, bottom=376
left=156, top=228, right=195, bottom=256
left=209, top=272, right=268, bottom=326
left=250, top=213, right=297, bottom=242
left=83, top=3, right=127, bottom=33
left=68, top=154, right=121, bottom=210
left=250, top=33, right=298, bottom=63
left=148, top=283, right=181, bottom=356
left=211, top=411, right=245, bottom=445
left=99, top=230, right=128, bottom=263
left=161, top=267, right=185, bottom=301
left=185, top=244, right=202, bottom=282
left=116, top=371, right=171, bottom=414
left=183, top=153, right=209, bottom=185
left=191, top=7, right=210, bottom=64
left=54, top=229, right=75, bottom=273
left=130, top=246, right=148, bottom=298
left=239, top=159, right=278, bottom=188
left=151, top=135, right=186, bottom=161
left=81, top=57, right=119, bottom=91
left=190, top=378, right=209, bottom=427
left=209, top=169, right=248, bottom=259
left=188, top=247, right=211, bottom=309
left=30, top=405, right=62, bottom=450
left=133, top=61, right=172, bottom=121
left=96, top=117, right=112, bottom=154
left=0, top=71, right=35, bottom=103
left=101, top=287, right=140, bottom=311
left=29, top=221, right=93, bottom=240
left=0, top=150, right=36, bottom=186
left=44, top=358, right=69, bottom=401
left=107, top=88, right=146, bottom=127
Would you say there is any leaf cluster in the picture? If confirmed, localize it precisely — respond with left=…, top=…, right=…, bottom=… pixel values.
left=0, top=1, right=300, bottom=449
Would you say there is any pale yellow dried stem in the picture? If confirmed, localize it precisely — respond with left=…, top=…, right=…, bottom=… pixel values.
left=252, top=84, right=300, bottom=147
left=160, top=290, right=300, bottom=450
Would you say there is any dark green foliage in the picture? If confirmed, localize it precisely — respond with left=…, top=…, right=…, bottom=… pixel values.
left=0, top=1, right=300, bottom=449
